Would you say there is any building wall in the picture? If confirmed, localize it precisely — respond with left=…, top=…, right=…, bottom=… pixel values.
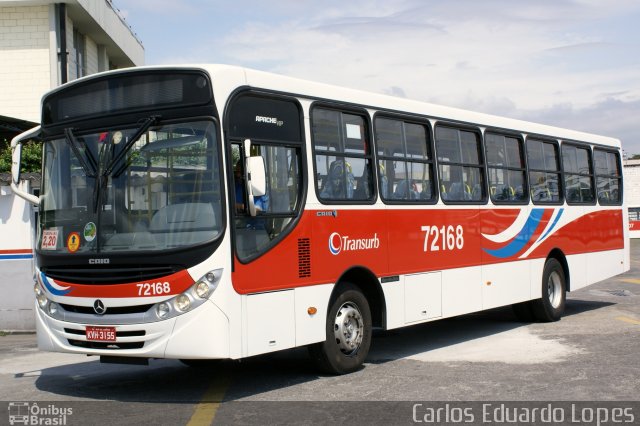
left=624, top=161, right=640, bottom=206
left=1, top=0, right=145, bottom=123
left=0, top=181, right=35, bottom=330
left=0, top=5, right=51, bottom=123
left=624, top=160, right=640, bottom=239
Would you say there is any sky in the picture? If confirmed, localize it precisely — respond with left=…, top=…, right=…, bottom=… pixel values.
left=114, top=0, right=640, bottom=155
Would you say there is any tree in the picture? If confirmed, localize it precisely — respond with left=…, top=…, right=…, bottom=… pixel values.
left=0, top=139, right=42, bottom=173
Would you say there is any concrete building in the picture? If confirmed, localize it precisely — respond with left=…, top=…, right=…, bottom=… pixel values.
left=624, top=159, right=640, bottom=239
left=0, top=0, right=144, bottom=128
left=0, top=0, right=143, bottom=331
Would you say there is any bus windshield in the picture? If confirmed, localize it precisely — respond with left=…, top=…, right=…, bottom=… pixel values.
left=39, top=120, right=223, bottom=254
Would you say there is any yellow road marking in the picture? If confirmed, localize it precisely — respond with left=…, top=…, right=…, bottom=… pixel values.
left=186, top=371, right=232, bottom=426
left=621, top=278, right=640, bottom=285
left=616, top=316, right=640, bottom=325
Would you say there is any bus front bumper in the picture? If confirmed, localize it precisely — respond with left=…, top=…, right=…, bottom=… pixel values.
left=35, top=299, right=230, bottom=360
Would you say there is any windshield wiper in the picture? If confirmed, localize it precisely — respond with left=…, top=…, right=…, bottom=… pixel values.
left=64, top=128, right=97, bottom=178
left=105, top=115, right=160, bottom=178
left=93, top=133, right=115, bottom=213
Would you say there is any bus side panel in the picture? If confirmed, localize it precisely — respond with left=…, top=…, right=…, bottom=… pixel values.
left=480, top=208, right=531, bottom=310
left=585, top=249, right=626, bottom=287
left=294, top=283, right=334, bottom=346
left=481, top=260, right=530, bottom=310
left=386, top=208, right=482, bottom=276
left=231, top=209, right=388, bottom=294
left=566, top=253, right=587, bottom=291
left=382, top=278, right=405, bottom=330
left=529, top=258, right=546, bottom=300
left=441, top=266, right=483, bottom=317
left=244, top=290, right=295, bottom=357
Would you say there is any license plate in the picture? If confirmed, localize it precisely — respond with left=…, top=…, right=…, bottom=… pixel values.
left=85, top=326, right=116, bottom=342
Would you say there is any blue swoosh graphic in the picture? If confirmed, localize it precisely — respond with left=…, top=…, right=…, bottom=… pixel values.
left=538, top=208, right=564, bottom=242
left=40, top=272, right=71, bottom=296
left=483, top=209, right=545, bottom=259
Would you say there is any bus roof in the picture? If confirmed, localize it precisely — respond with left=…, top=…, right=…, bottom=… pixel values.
left=47, top=63, right=622, bottom=149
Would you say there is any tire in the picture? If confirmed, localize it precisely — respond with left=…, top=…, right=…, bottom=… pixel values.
left=511, top=301, right=535, bottom=322
left=308, top=283, right=372, bottom=375
left=531, top=258, right=566, bottom=322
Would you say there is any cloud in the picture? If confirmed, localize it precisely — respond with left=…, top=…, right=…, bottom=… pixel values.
left=517, top=98, right=640, bottom=155
left=116, top=0, right=640, bottom=153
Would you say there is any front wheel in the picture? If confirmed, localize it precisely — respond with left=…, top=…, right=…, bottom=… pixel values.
left=308, top=283, right=372, bottom=375
left=532, top=258, right=566, bottom=322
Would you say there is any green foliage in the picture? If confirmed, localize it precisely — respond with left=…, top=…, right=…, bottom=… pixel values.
left=0, top=139, right=42, bottom=173
left=632, top=154, right=640, bottom=160
left=0, top=139, right=9, bottom=172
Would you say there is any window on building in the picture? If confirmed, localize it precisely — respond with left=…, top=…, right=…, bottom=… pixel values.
left=73, top=29, right=87, bottom=78
left=435, top=126, right=485, bottom=202
left=485, top=132, right=528, bottom=203
left=527, top=139, right=562, bottom=204
left=593, top=148, right=622, bottom=205
left=374, top=117, right=435, bottom=202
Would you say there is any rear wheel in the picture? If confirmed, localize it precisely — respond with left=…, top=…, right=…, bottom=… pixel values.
left=532, top=258, right=566, bottom=322
left=308, top=283, right=372, bottom=375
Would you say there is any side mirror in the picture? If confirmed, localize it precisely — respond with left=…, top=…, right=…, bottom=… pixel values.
left=247, top=156, right=266, bottom=197
left=10, top=126, right=41, bottom=206
left=242, top=139, right=267, bottom=217
left=11, top=143, right=22, bottom=185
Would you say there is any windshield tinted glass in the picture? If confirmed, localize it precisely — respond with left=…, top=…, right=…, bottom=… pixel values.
left=39, top=120, right=223, bottom=253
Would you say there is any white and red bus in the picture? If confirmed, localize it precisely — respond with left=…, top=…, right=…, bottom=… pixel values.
left=11, top=65, right=630, bottom=373
left=629, top=207, right=640, bottom=239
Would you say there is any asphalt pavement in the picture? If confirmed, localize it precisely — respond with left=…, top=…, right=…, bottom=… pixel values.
left=1, top=240, right=639, bottom=425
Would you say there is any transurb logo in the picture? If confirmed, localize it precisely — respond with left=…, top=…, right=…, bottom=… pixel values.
left=328, top=232, right=380, bottom=255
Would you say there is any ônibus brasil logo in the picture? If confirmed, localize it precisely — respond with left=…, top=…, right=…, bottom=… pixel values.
left=328, top=232, right=380, bottom=255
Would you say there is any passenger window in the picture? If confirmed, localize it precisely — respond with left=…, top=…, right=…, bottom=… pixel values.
left=561, top=144, right=594, bottom=204
left=485, top=132, right=528, bottom=203
left=375, top=117, right=434, bottom=202
left=312, top=107, right=374, bottom=202
left=594, top=149, right=622, bottom=205
left=435, top=126, right=485, bottom=202
left=527, top=139, right=562, bottom=204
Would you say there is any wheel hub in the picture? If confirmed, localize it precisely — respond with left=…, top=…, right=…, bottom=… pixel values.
left=547, top=271, right=562, bottom=309
left=333, top=302, right=364, bottom=356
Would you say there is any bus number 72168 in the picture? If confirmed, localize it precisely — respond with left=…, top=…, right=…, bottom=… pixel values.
left=421, top=225, right=464, bottom=252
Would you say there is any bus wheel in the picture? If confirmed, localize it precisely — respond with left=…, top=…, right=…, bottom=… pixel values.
left=532, top=258, right=566, bottom=322
left=308, top=283, right=372, bottom=375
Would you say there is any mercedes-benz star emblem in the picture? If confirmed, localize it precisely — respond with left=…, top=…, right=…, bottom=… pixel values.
left=93, top=299, right=106, bottom=315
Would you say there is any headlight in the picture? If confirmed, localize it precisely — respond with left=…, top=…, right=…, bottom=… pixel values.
left=175, top=294, right=191, bottom=312
left=48, top=302, right=59, bottom=316
left=152, top=269, right=222, bottom=321
left=195, top=281, right=210, bottom=298
left=34, top=283, right=48, bottom=309
left=156, top=302, right=170, bottom=319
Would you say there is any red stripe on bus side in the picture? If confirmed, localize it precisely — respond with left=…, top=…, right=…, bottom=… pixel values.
left=231, top=208, right=624, bottom=294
